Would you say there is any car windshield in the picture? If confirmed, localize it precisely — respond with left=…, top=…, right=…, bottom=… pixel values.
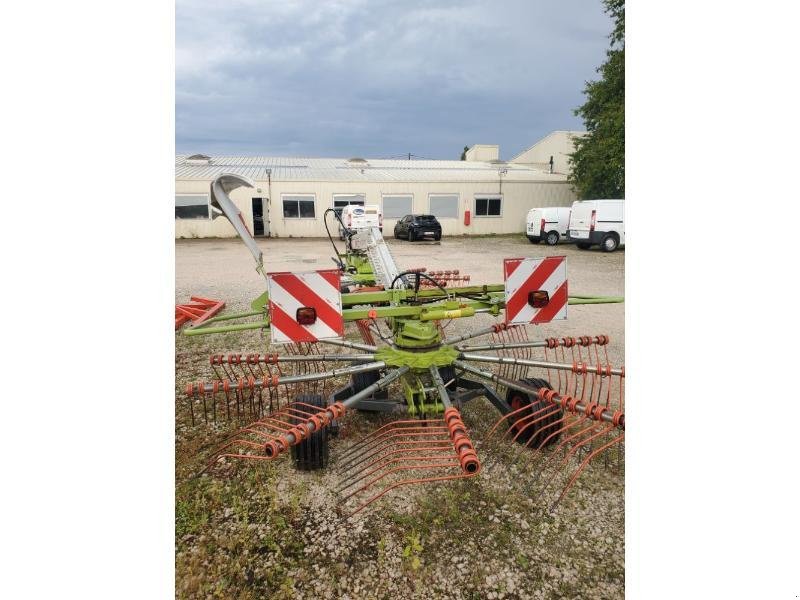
left=415, top=215, right=437, bottom=222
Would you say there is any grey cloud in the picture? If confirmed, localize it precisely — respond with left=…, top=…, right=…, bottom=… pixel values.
left=177, top=0, right=612, bottom=158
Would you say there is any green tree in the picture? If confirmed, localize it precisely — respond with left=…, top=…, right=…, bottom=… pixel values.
left=460, top=145, right=470, bottom=160
left=569, top=0, right=624, bottom=199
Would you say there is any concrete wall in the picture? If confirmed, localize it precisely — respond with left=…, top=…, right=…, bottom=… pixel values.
left=464, top=145, right=499, bottom=162
left=510, top=131, right=585, bottom=175
left=175, top=178, right=578, bottom=239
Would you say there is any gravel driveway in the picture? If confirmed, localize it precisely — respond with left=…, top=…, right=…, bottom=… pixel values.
left=176, top=234, right=625, bottom=599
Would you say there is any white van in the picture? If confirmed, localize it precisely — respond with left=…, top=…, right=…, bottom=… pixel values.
left=339, top=204, right=383, bottom=240
left=567, top=199, right=625, bottom=252
left=526, top=207, right=572, bottom=245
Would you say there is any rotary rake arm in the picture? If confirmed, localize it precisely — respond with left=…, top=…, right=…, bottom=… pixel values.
left=334, top=365, right=480, bottom=517
left=204, top=365, right=410, bottom=468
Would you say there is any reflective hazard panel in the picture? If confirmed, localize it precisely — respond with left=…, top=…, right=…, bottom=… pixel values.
left=503, top=256, right=568, bottom=324
left=267, top=269, right=344, bottom=344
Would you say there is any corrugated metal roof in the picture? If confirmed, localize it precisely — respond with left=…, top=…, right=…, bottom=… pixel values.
left=175, top=155, right=567, bottom=183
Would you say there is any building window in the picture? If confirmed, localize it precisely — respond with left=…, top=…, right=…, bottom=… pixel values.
left=429, top=194, right=459, bottom=219
left=282, top=194, right=316, bottom=218
left=332, top=194, right=366, bottom=216
left=175, top=195, right=210, bottom=219
left=382, top=194, right=413, bottom=219
left=475, top=195, right=502, bottom=217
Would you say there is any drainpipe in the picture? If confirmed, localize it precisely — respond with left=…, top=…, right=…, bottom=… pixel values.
left=266, top=168, right=272, bottom=238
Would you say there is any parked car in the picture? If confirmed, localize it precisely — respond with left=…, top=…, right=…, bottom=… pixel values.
left=526, top=206, right=572, bottom=245
left=338, top=204, right=382, bottom=240
left=393, top=214, right=442, bottom=241
left=567, top=199, right=625, bottom=252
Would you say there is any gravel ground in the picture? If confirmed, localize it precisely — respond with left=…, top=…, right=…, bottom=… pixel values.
left=175, top=234, right=625, bottom=599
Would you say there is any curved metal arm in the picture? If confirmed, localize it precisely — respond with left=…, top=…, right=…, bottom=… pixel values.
left=209, top=173, right=266, bottom=280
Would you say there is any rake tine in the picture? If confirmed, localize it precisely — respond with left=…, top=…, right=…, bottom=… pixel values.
left=551, top=433, right=625, bottom=511
left=482, top=403, right=562, bottom=471
left=346, top=469, right=480, bottom=518
left=341, top=459, right=462, bottom=503
left=534, top=424, right=614, bottom=503
left=337, top=450, right=459, bottom=494
left=530, top=419, right=596, bottom=485
left=337, top=427, right=450, bottom=470
left=337, top=419, right=446, bottom=462
left=337, top=437, right=454, bottom=479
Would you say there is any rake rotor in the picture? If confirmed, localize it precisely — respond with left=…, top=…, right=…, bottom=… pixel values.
left=190, top=324, right=624, bottom=512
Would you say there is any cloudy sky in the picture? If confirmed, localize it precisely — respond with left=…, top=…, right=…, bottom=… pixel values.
left=176, top=0, right=611, bottom=160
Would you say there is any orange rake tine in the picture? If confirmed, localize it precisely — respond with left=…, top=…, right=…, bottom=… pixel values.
left=337, top=451, right=462, bottom=494
left=336, top=407, right=480, bottom=514
left=346, top=468, right=479, bottom=518
left=535, top=423, right=616, bottom=501
left=337, top=421, right=449, bottom=461
left=552, top=433, right=625, bottom=510
left=337, top=436, right=454, bottom=472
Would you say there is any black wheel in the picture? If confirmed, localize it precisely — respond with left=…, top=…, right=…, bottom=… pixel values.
left=545, top=231, right=559, bottom=246
left=351, top=369, right=380, bottom=395
left=438, top=365, right=457, bottom=390
left=504, top=378, right=562, bottom=448
left=290, top=394, right=329, bottom=471
left=576, top=242, right=592, bottom=250
left=601, top=233, right=619, bottom=252
left=527, top=236, right=541, bottom=244
left=434, top=232, right=441, bottom=241
left=409, top=229, right=416, bottom=242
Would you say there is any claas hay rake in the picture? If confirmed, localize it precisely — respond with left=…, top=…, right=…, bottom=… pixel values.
left=181, top=173, right=625, bottom=517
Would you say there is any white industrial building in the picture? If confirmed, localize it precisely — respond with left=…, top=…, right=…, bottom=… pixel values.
left=175, top=131, right=584, bottom=239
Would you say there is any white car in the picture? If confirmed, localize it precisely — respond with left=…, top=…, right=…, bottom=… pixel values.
left=526, top=206, right=572, bottom=245
left=339, top=204, right=382, bottom=240
left=567, top=199, right=625, bottom=252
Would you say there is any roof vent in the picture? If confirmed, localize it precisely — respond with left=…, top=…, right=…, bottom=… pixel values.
left=186, top=154, right=211, bottom=165
left=345, top=157, right=370, bottom=169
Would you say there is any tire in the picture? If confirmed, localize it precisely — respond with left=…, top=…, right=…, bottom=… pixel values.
left=504, top=378, right=562, bottom=448
left=545, top=231, right=559, bottom=246
left=527, top=236, right=541, bottom=244
left=601, top=233, right=619, bottom=253
left=409, top=229, right=416, bottom=242
left=434, top=232, right=441, bottom=241
left=351, top=369, right=380, bottom=395
left=290, top=394, right=329, bottom=471
left=438, top=365, right=457, bottom=391
left=576, top=243, right=592, bottom=250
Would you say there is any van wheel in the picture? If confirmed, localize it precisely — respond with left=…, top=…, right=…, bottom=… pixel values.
left=601, top=234, right=619, bottom=252
left=545, top=231, right=559, bottom=246
left=527, top=236, right=541, bottom=244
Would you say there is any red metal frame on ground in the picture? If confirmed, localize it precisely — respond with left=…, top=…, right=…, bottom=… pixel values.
left=175, top=296, right=226, bottom=330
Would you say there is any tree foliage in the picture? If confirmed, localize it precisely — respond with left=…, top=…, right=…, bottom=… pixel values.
left=569, top=0, right=625, bottom=199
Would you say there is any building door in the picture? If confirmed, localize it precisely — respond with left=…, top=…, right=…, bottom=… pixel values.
left=252, top=198, right=269, bottom=237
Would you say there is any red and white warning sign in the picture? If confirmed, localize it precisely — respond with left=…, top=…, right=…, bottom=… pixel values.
left=503, top=256, right=568, bottom=324
left=267, top=269, right=344, bottom=344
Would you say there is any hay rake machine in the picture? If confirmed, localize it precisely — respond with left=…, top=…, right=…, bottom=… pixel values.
left=182, top=173, right=625, bottom=516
